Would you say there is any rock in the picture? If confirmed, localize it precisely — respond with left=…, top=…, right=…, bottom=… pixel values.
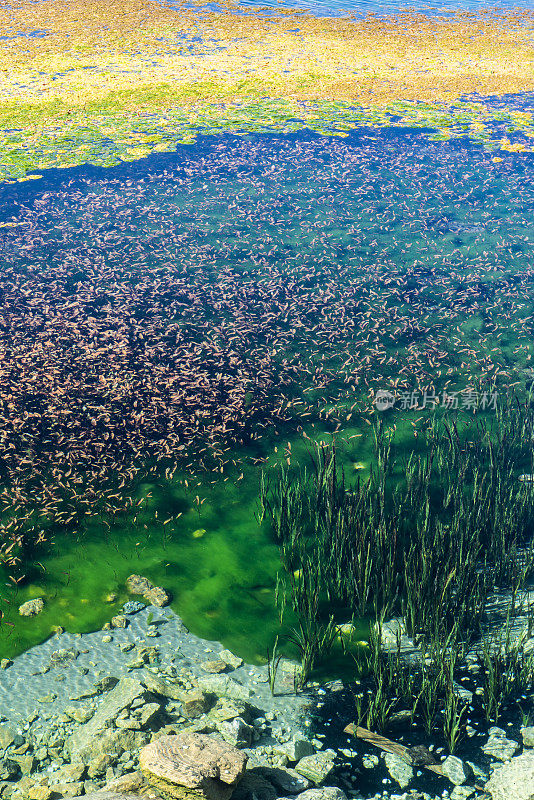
left=384, top=752, right=414, bottom=789
left=218, top=651, right=243, bottom=670
left=275, top=737, right=315, bottom=762
left=450, top=788, right=475, bottom=800
left=231, top=772, right=277, bottom=800
left=88, top=754, right=114, bottom=779
left=77, top=794, right=156, bottom=800
left=0, top=725, right=16, bottom=750
left=0, top=660, right=13, bottom=670
left=64, top=705, right=95, bottom=724
left=0, top=759, right=19, bottom=781
left=127, top=575, right=154, bottom=595
left=294, top=752, right=336, bottom=785
left=94, top=676, right=120, bottom=693
left=66, top=677, right=150, bottom=762
left=135, top=703, right=161, bottom=729
left=126, top=575, right=169, bottom=608
left=482, top=727, right=520, bottom=762
left=28, top=787, right=53, bottom=800
left=111, top=616, right=129, bottom=629
left=10, top=755, right=34, bottom=775
left=143, top=674, right=183, bottom=702
left=180, top=690, right=214, bottom=719
left=201, top=661, right=228, bottom=674
left=289, top=789, right=347, bottom=800
left=122, top=602, right=145, bottom=615
left=56, top=764, right=87, bottom=783
left=521, top=726, right=534, bottom=747
left=485, top=750, right=534, bottom=800
left=218, top=718, right=254, bottom=749
left=197, top=675, right=252, bottom=701
left=50, top=647, right=79, bottom=665
left=139, top=733, right=247, bottom=800
left=145, top=587, right=170, bottom=608
left=18, top=598, right=44, bottom=617
left=207, top=699, right=252, bottom=726
left=253, top=767, right=311, bottom=795
left=441, top=755, right=473, bottom=786
left=104, top=772, right=148, bottom=794
left=55, top=788, right=93, bottom=799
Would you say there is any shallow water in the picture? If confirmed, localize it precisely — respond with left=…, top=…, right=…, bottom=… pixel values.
left=1, top=117, right=534, bottom=663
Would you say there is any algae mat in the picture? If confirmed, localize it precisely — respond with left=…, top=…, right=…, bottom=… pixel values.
left=0, top=0, right=533, bottom=180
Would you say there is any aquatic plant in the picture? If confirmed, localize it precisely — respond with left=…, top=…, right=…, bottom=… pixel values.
left=267, top=634, right=283, bottom=696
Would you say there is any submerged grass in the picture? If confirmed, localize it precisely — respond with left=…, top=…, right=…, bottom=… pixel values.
left=263, top=397, right=534, bottom=740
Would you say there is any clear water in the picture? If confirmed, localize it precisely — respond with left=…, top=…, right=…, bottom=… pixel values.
left=1, top=117, right=533, bottom=662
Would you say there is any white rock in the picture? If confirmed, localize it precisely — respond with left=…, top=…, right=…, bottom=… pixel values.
left=485, top=750, right=534, bottom=800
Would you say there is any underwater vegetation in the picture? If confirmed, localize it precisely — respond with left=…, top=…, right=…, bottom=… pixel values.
left=262, top=400, right=534, bottom=736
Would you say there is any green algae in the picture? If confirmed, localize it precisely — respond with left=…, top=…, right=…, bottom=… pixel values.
left=0, top=95, right=532, bottom=182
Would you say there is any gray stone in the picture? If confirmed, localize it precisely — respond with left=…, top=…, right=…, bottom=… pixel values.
left=294, top=752, right=336, bottom=785
left=218, top=717, right=254, bottom=749
left=384, top=752, right=414, bottom=789
left=197, top=675, right=252, bottom=701
left=253, top=767, right=311, bottom=794
left=290, top=789, right=347, bottom=800
left=218, top=651, right=243, bottom=670
left=450, top=788, right=475, bottom=800
left=66, top=677, right=149, bottom=762
left=18, top=598, right=44, bottom=617
left=521, top=726, right=534, bottom=748
left=0, top=759, right=19, bottom=780
left=485, top=750, right=534, bottom=800
left=122, top=602, right=145, bottom=615
left=64, top=705, right=95, bottom=724
left=111, top=616, right=129, bottom=629
left=50, top=648, right=79, bottom=665
left=482, top=728, right=520, bottom=762
left=208, top=698, right=252, bottom=725
left=201, top=661, right=228, bottom=674
left=180, top=690, right=213, bottom=719
left=0, top=725, right=16, bottom=750
left=231, top=772, right=277, bottom=800
left=143, top=674, right=183, bottom=701
left=441, top=756, right=473, bottom=786
left=134, top=703, right=161, bottom=729
left=275, top=736, right=315, bottom=763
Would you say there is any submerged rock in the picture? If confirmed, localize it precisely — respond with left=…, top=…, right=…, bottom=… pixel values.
left=139, top=733, right=247, bottom=800
left=252, top=767, right=311, bottom=794
left=66, top=677, right=151, bottom=763
left=18, top=598, right=44, bottom=617
left=485, top=750, right=534, bottom=800
left=294, top=751, right=336, bottom=785
left=218, top=651, right=244, bottom=670
left=482, top=727, right=520, bottom=762
left=521, top=726, right=534, bottom=747
left=122, top=602, right=146, bottom=615
left=383, top=752, right=413, bottom=789
left=441, top=755, right=473, bottom=786
left=126, top=575, right=170, bottom=608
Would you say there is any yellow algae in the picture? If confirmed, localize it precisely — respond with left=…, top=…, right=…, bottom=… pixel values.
left=192, top=528, right=206, bottom=538
left=0, top=0, right=533, bottom=179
